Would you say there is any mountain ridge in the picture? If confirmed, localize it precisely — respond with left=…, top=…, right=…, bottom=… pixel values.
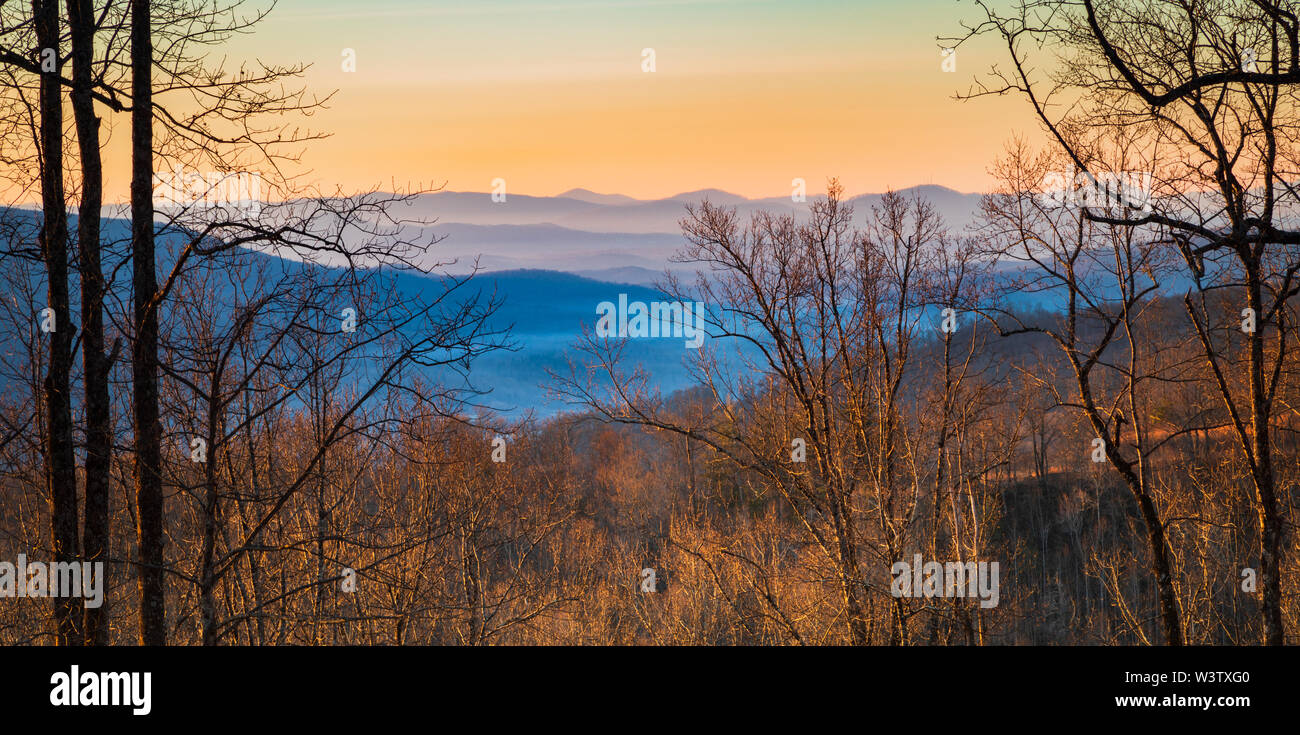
left=382, top=184, right=982, bottom=235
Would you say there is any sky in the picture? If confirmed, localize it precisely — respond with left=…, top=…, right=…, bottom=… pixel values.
left=129, top=0, right=1040, bottom=200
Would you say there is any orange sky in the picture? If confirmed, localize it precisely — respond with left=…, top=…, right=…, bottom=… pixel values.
left=80, top=0, right=1041, bottom=202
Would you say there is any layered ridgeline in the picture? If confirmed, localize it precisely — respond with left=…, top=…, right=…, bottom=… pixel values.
left=7, top=183, right=1228, bottom=417
left=350, top=185, right=986, bottom=285
left=4, top=186, right=1000, bottom=417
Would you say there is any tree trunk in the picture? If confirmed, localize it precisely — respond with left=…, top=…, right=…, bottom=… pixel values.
left=34, top=0, right=82, bottom=647
left=68, top=0, right=111, bottom=647
left=1079, top=375, right=1183, bottom=645
left=1132, top=490, right=1184, bottom=646
left=131, top=0, right=166, bottom=645
left=1246, top=273, right=1284, bottom=645
left=830, top=500, right=868, bottom=645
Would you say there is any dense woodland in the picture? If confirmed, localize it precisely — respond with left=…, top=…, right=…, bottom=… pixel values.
left=1, top=0, right=1298, bottom=645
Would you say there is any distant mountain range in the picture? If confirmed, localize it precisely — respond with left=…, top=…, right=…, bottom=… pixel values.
left=377, top=184, right=985, bottom=285
left=19, top=185, right=982, bottom=286
left=1, top=185, right=988, bottom=417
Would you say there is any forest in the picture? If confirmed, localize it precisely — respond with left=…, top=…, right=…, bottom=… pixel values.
left=0, top=0, right=1297, bottom=646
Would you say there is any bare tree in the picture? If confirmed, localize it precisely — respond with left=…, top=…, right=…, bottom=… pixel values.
left=31, top=0, right=82, bottom=646
left=977, top=140, right=1201, bottom=644
left=68, top=0, right=116, bottom=647
left=956, top=0, right=1300, bottom=645
left=552, top=183, right=1003, bottom=644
